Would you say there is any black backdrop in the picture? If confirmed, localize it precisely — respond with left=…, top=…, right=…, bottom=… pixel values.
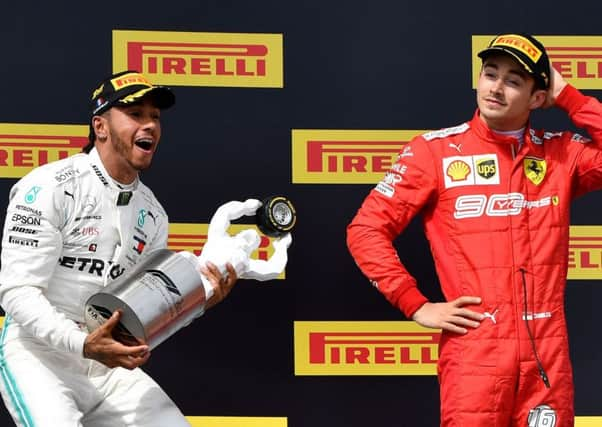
left=1, top=1, right=602, bottom=426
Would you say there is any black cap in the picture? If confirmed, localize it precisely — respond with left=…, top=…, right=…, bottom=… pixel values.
left=478, top=34, right=550, bottom=89
left=90, top=70, right=175, bottom=116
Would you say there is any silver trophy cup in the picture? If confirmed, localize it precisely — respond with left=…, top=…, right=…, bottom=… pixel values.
left=84, top=197, right=295, bottom=350
left=84, top=249, right=206, bottom=349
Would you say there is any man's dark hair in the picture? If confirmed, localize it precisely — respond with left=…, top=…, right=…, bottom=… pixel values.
left=82, top=125, right=95, bottom=154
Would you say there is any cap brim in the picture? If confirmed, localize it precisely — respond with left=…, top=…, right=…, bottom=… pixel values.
left=478, top=47, right=536, bottom=75
left=117, top=86, right=176, bottom=110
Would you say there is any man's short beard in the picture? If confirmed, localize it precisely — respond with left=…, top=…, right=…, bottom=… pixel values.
left=109, top=129, right=152, bottom=172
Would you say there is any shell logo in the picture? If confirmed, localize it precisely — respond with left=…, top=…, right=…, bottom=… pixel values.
left=446, top=160, right=471, bottom=181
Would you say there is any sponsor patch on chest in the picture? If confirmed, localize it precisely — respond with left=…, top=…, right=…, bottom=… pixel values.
left=442, top=154, right=500, bottom=188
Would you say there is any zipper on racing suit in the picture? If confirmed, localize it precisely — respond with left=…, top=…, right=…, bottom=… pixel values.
left=511, top=143, right=550, bottom=388
left=519, top=268, right=551, bottom=388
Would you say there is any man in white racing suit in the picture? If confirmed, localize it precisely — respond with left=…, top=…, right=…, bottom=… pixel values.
left=0, top=70, right=237, bottom=426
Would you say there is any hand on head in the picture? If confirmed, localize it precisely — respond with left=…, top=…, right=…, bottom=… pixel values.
left=542, top=67, right=568, bottom=109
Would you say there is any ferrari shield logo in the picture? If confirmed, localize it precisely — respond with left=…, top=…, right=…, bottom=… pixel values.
left=524, top=157, right=546, bottom=185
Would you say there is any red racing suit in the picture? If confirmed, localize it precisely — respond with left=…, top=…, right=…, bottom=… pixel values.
left=347, top=85, right=602, bottom=427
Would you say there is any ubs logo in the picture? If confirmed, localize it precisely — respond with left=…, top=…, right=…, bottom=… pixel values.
left=71, top=227, right=100, bottom=236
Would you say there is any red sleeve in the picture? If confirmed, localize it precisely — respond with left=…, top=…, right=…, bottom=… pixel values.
left=346, top=137, right=438, bottom=318
left=557, top=84, right=602, bottom=145
left=555, top=85, right=602, bottom=196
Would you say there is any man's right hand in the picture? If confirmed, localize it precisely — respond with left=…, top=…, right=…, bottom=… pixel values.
left=83, top=310, right=150, bottom=369
left=542, top=67, right=568, bottom=109
left=411, top=296, right=484, bottom=334
left=201, top=261, right=238, bottom=310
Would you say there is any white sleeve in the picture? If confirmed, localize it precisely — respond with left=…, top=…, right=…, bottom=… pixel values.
left=1, top=286, right=87, bottom=355
left=0, top=173, right=65, bottom=293
left=0, top=170, right=86, bottom=355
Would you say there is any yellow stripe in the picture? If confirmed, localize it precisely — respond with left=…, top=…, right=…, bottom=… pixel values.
left=186, top=417, right=287, bottom=426
left=576, top=417, right=602, bottom=426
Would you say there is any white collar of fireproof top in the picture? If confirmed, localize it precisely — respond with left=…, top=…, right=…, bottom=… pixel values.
left=111, top=177, right=136, bottom=191
left=492, top=127, right=525, bottom=149
left=87, top=147, right=140, bottom=192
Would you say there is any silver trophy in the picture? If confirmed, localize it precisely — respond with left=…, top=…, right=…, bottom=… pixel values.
left=84, top=197, right=295, bottom=349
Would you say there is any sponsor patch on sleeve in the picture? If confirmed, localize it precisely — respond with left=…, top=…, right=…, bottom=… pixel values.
left=375, top=182, right=395, bottom=198
left=374, top=162, right=409, bottom=197
left=570, top=133, right=591, bottom=144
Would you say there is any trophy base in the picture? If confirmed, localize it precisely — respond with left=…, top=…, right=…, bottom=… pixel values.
left=84, top=249, right=207, bottom=349
left=85, top=293, right=147, bottom=346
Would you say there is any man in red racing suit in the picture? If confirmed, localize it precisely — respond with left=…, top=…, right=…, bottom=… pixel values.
left=347, top=34, right=602, bottom=426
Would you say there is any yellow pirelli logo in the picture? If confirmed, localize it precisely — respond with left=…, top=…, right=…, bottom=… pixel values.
left=186, top=416, right=287, bottom=426
left=168, top=223, right=284, bottom=279
left=568, top=225, right=602, bottom=279
left=111, top=73, right=152, bottom=89
left=490, top=35, right=542, bottom=62
left=294, top=321, right=439, bottom=375
left=472, top=35, right=602, bottom=89
left=0, top=123, right=88, bottom=178
left=292, top=130, right=424, bottom=184
left=113, top=30, right=283, bottom=88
